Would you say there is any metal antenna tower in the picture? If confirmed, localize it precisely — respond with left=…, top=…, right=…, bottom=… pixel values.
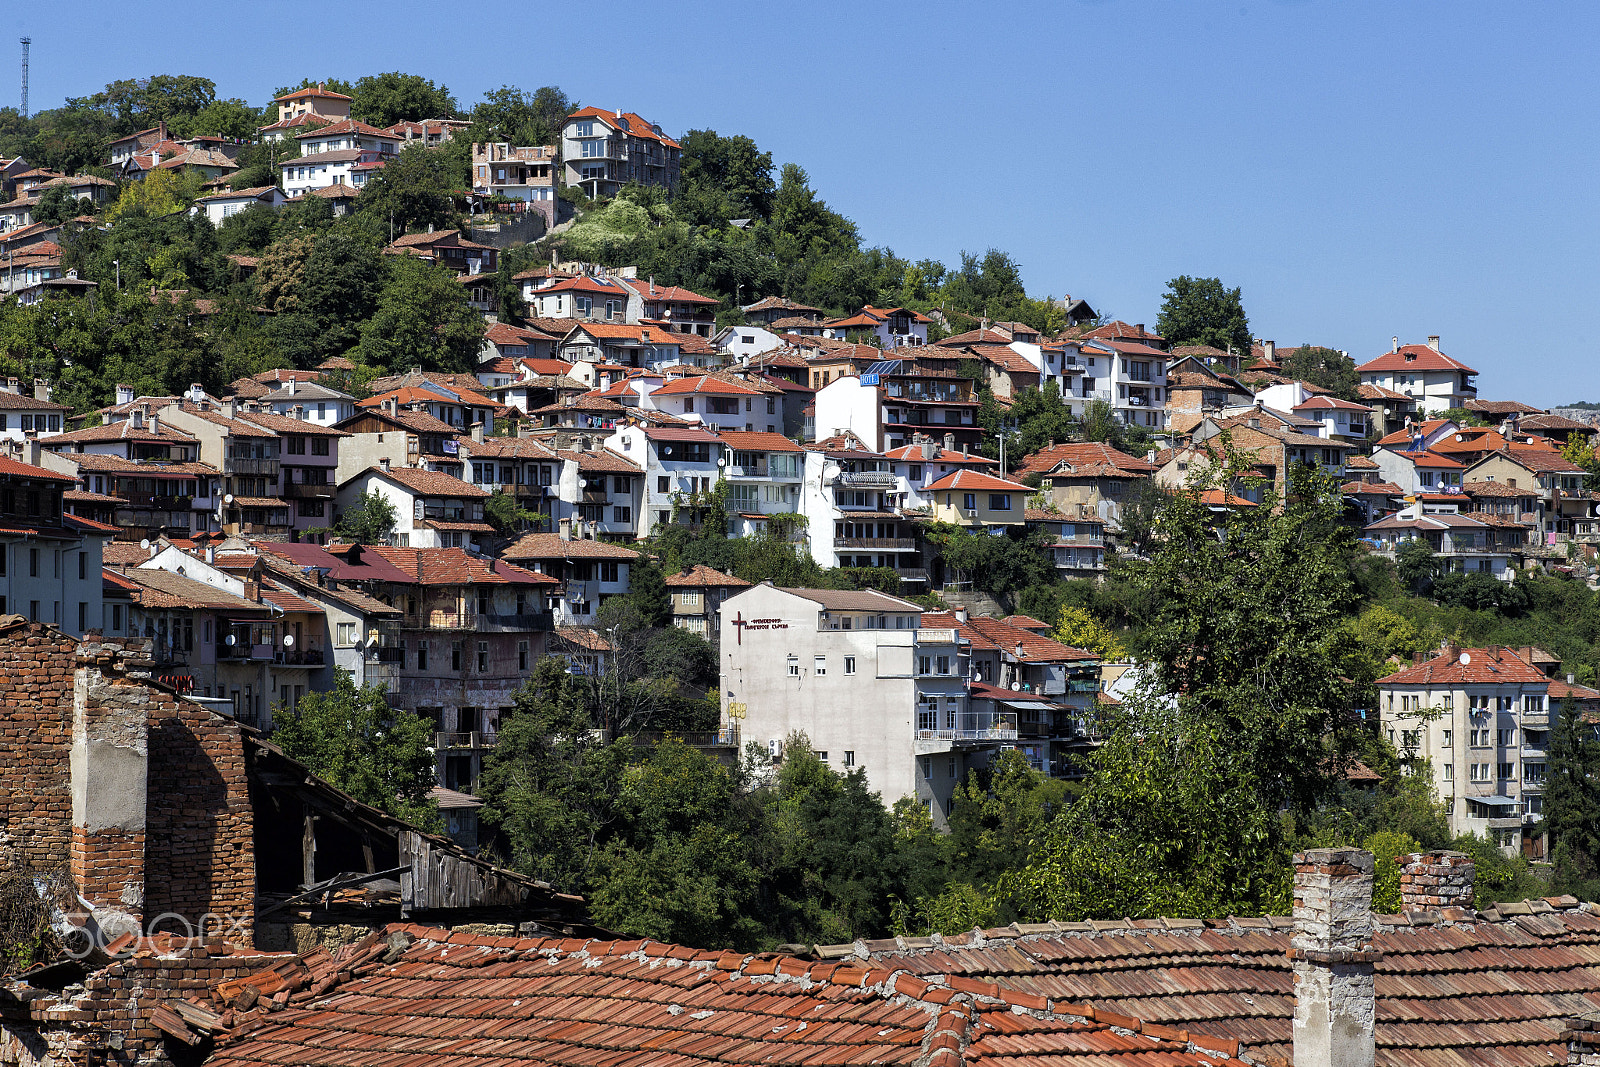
left=19, top=38, right=28, bottom=118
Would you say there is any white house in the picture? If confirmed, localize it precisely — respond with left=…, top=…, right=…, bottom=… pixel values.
left=1356, top=336, right=1479, bottom=415
left=259, top=379, right=356, bottom=426
left=718, top=584, right=979, bottom=827
left=191, top=186, right=288, bottom=226
left=605, top=423, right=723, bottom=539
left=713, top=324, right=783, bottom=360
left=280, top=119, right=400, bottom=198
left=334, top=461, right=491, bottom=550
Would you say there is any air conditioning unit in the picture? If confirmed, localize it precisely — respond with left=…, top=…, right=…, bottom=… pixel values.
left=767, top=738, right=784, bottom=760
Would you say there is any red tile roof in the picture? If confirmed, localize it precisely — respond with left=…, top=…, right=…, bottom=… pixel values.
left=0, top=456, right=82, bottom=483
left=716, top=429, right=804, bottom=453
left=502, top=533, right=641, bottom=561
left=923, top=469, right=1031, bottom=494
left=883, top=444, right=997, bottom=465
left=1356, top=344, right=1478, bottom=375
left=1293, top=395, right=1372, bottom=413
left=1377, top=646, right=1550, bottom=686
left=566, top=107, right=682, bottom=149
left=653, top=375, right=764, bottom=396
left=1016, top=443, right=1157, bottom=478
left=364, top=546, right=555, bottom=586
left=352, top=465, right=487, bottom=498
left=1079, top=320, right=1165, bottom=343
left=663, top=564, right=749, bottom=589
left=205, top=924, right=1243, bottom=1067
left=295, top=117, right=393, bottom=141
left=963, top=615, right=1097, bottom=663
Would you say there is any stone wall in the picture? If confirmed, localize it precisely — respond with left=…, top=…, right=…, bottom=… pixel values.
left=1398, top=851, right=1475, bottom=911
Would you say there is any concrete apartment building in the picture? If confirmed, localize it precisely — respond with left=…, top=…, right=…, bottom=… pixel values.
left=718, top=584, right=986, bottom=827
left=470, top=142, right=556, bottom=218
left=1377, top=645, right=1551, bottom=856
left=561, top=108, right=681, bottom=199
left=1356, top=336, right=1479, bottom=415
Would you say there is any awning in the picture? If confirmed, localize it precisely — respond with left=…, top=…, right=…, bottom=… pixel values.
left=1000, top=700, right=1054, bottom=711
left=1468, top=795, right=1519, bottom=808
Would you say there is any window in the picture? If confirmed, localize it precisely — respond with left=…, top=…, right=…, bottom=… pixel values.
left=613, top=506, right=631, bottom=523
left=767, top=398, right=776, bottom=415
left=936, top=655, right=950, bottom=675
left=1498, top=762, right=1515, bottom=780
left=947, top=756, right=957, bottom=779
left=988, top=494, right=1012, bottom=511
left=1525, top=761, right=1547, bottom=783
left=417, top=642, right=428, bottom=670
left=963, top=493, right=976, bottom=511
left=77, top=602, right=85, bottom=632
left=1497, top=727, right=1516, bottom=747
left=788, top=657, right=800, bottom=677
left=843, top=751, right=855, bottom=767
left=286, top=436, right=306, bottom=455
left=452, top=641, right=463, bottom=671
left=1471, top=728, right=1490, bottom=747
left=336, top=622, right=357, bottom=646
left=1442, top=764, right=1453, bottom=781
left=843, top=656, right=856, bottom=676
left=600, top=561, right=619, bottom=582
left=816, top=751, right=829, bottom=764
left=1442, top=729, right=1452, bottom=747
left=658, top=476, right=670, bottom=493
left=918, top=655, right=931, bottom=675
left=78, top=553, right=84, bottom=580
left=28, top=548, right=37, bottom=577
left=518, top=640, right=529, bottom=670
left=1470, top=763, right=1490, bottom=782
left=478, top=641, right=489, bottom=672
left=814, top=655, right=827, bottom=676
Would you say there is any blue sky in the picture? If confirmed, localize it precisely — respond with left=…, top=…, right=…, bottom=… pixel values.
left=14, top=1, right=1596, bottom=404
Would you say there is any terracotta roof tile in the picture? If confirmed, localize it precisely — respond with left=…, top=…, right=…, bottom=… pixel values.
left=1357, top=344, right=1479, bottom=375
left=1016, top=443, right=1157, bottom=478
left=356, top=465, right=487, bottom=498
left=363, top=546, right=556, bottom=586
left=1378, top=646, right=1550, bottom=686
left=922, top=469, right=1032, bottom=494
left=502, top=533, right=641, bottom=561
left=663, top=564, right=749, bottom=589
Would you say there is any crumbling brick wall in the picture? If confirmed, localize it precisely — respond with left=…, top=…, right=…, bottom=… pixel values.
left=0, top=623, right=78, bottom=872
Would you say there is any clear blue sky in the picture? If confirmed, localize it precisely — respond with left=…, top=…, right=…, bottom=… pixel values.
left=14, top=0, right=1596, bottom=405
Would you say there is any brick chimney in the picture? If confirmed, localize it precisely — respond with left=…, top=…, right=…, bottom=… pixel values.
left=1563, top=1013, right=1600, bottom=1065
left=33, top=378, right=49, bottom=403
left=1291, top=847, right=1378, bottom=1067
left=1397, top=851, right=1474, bottom=912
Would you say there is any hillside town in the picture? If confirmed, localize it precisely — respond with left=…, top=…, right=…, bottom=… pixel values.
left=4, top=61, right=1600, bottom=1067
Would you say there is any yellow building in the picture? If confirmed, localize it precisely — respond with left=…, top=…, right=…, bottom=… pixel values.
left=922, top=469, right=1031, bottom=528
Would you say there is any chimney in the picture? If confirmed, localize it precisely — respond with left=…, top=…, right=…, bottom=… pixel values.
left=559, top=516, right=572, bottom=541
left=379, top=457, right=390, bottom=473
left=1134, top=324, right=1144, bottom=335
left=944, top=432, right=954, bottom=453
left=1264, top=340, right=1276, bottom=362
left=33, top=378, right=49, bottom=403
left=222, top=398, right=237, bottom=419
left=1291, top=847, right=1377, bottom=1067
left=1427, top=335, right=1441, bottom=352
left=130, top=409, right=144, bottom=430
left=205, top=544, right=215, bottom=564
left=3, top=377, right=16, bottom=394
left=954, top=606, right=968, bottom=623
left=1392, top=337, right=1400, bottom=353
left=189, top=383, right=204, bottom=404
left=116, top=383, right=134, bottom=407
left=1397, top=851, right=1475, bottom=913
left=244, top=579, right=260, bottom=602
left=921, top=436, right=936, bottom=460
left=287, top=377, right=296, bottom=396
left=471, top=420, right=484, bottom=444
left=149, top=413, right=159, bottom=436
left=384, top=396, right=398, bottom=416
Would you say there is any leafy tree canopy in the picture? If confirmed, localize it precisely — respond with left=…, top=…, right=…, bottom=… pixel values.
left=1279, top=345, right=1359, bottom=401
left=336, top=488, right=397, bottom=544
left=350, top=72, right=459, bottom=126
left=1156, top=275, right=1251, bottom=355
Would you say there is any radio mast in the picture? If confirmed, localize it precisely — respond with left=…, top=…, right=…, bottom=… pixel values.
left=19, top=38, right=29, bottom=118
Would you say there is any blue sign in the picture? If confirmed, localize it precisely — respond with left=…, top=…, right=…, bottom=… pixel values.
left=861, top=374, right=879, bottom=386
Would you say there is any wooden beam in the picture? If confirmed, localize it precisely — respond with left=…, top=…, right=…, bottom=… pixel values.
left=302, top=812, right=316, bottom=889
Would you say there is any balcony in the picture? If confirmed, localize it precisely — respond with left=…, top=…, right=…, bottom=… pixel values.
left=915, top=712, right=1019, bottom=753
left=915, top=628, right=959, bottom=645
left=435, top=731, right=497, bottom=750
left=222, top=456, right=279, bottom=476
left=274, top=648, right=327, bottom=666
left=834, top=471, right=896, bottom=488
left=282, top=481, right=335, bottom=500
left=115, top=492, right=194, bottom=508
left=218, top=643, right=274, bottom=662
left=369, top=646, right=403, bottom=664
left=401, top=611, right=554, bottom=632
left=835, top=537, right=916, bottom=550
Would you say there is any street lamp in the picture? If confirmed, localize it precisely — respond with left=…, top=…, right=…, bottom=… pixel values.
left=112, top=259, right=120, bottom=290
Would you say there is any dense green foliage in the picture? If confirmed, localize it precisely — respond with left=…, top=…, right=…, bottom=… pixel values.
left=1279, top=345, right=1360, bottom=401
left=1155, top=276, right=1251, bottom=354
left=271, top=675, right=443, bottom=831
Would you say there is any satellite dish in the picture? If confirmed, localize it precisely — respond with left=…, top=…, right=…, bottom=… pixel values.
left=224, top=634, right=237, bottom=646
left=717, top=455, right=727, bottom=466
left=1459, top=652, right=1472, bottom=665
left=283, top=634, right=295, bottom=648
left=1010, top=681, right=1022, bottom=691
left=662, top=445, right=674, bottom=456
left=139, top=539, right=151, bottom=550
left=224, top=493, right=235, bottom=505
left=822, top=462, right=841, bottom=482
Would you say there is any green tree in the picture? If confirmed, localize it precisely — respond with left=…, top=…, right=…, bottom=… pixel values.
left=1079, top=398, right=1121, bottom=448
left=32, top=185, right=88, bottom=227
left=355, top=142, right=462, bottom=234
left=1280, top=346, right=1360, bottom=401
left=479, top=658, right=631, bottom=891
left=351, top=72, right=458, bottom=126
left=678, top=129, right=775, bottom=224
left=626, top=558, right=672, bottom=627
left=336, top=488, right=397, bottom=544
left=1546, top=697, right=1600, bottom=897
left=1155, top=275, right=1251, bottom=354
left=1053, top=606, right=1126, bottom=660
left=356, top=255, right=485, bottom=374
left=484, top=488, right=542, bottom=534
left=270, top=674, right=441, bottom=830
left=1395, top=538, right=1439, bottom=595
left=1562, top=434, right=1600, bottom=491
left=468, top=85, right=573, bottom=147
left=1007, top=383, right=1075, bottom=459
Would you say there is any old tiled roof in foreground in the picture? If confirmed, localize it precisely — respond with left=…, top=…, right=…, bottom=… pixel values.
left=838, top=899, right=1600, bottom=1067
left=205, top=924, right=1246, bottom=1067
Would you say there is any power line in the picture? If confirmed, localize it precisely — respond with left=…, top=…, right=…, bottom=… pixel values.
left=19, top=37, right=29, bottom=119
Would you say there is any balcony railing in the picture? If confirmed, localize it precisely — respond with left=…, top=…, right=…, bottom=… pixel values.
left=915, top=628, right=958, bottom=644
left=274, top=649, right=327, bottom=666
left=218, top=643, right=274, bottom=662
left=915, top=712, right=1019, bottom=750
left=630, top=727, right=741, bottom=748
left=401, top=611, right=554, bottom=632
left=435, top=731, right=497, bottom=749
left=835, top=538, right=916, bottom=550
left=834, top=471, right=896, bottom=488
left=222, top=456, right=279, bottom=476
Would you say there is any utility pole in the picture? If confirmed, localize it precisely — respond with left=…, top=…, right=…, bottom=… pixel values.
left=18, top=38, right=28, bottom=119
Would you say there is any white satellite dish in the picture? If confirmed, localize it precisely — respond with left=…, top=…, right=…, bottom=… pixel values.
left=139, top=539, right=151, bottom=550
left=1458, top=652, right=1472, bottom=665
left=1010, top=681, right=1022, bottom=691
left=224, top=634, right=236, bottom=646
left=283, top=634, right=295, bottom=648
left=224, top=493, right=235, bottom=505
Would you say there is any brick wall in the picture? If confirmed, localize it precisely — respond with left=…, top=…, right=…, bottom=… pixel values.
left=1398, top=851, right=1475, bottom=911
left=0, top=622, right=78, bottom=873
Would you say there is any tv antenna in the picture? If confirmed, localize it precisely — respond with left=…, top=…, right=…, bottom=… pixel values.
left=19, top=38, right=29, bottom=118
